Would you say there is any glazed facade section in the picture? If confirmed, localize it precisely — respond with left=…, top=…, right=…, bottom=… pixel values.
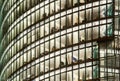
left=0, top=0, right=119, bottom=81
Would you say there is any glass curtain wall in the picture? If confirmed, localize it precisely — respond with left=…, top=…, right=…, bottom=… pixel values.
left=0, top=0, right=119, bottom=81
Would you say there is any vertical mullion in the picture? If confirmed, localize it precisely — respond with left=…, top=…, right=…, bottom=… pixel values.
left=60, top=0, right=61, bottom=81
left=10, top=0, right=12, bottom=79
left=24, top=0, right=26, bottom=80
left=49, top=0, right=51, bottom=81
left=54, top=1, right=55, bottom=81
left=71, top=0, right=73, bottom=81
left=16, top=1, right=20, bottom=81
left=65, top=0, right=67, bottom=81
left=113, top=0, right=116, bottom=80
left=106, top=1, right=109, bottom=81
left=63, top=0, right=65, bottom=80
left=91, top=0, right=94, bottom=80
left=85, top=1, right=87, bottom=81
left=77, top=0, right=80, bottom=80
left=43, top=0, right=45, bottom=81
left=19, top=1, right=23, bottom=80
left=29, top=0, right=31, bottom=80
left=98, top=0, right=100, bottom=81
left=105, top=0, right=108, bottom=80
left=78, top=0, right=80, bottom=81
left=54, top=0, right=56, bottom=80
left=34, top=4, right=37, bottom=81
left=13, top=4, right=17, bottom=79
left=54, top=1, right=56, bottom=81
left=119, top=0, right=120, bottom=80
left=39, top=1, right=40, bottom=80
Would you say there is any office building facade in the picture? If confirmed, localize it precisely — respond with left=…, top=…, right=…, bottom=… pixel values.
left=0, top=0, right=119, bottom=81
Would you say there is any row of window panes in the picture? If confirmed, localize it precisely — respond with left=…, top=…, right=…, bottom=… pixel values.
left=2, top=0, right=112, bottom=39
left=3, top=37, right=120, bottom=81
left=2, top=23, right=113, bottom=70
left=1, top=23, right=113, bottom=70
left=3, top=47, right=99, bottom=80
left=4, top=46, right=98, bottom=77
left=1, top=49, right=118, bottom=79
left=3, top=0, right=44, bottom=19
left=2, top=4, right=113, bottom=55
left=1, top=36, right=119, bottom=80
left=3, top=0, right=17, bottom=15
left=6, top=51, right=120, bottom=81
left=5, top=66, right=99, bottom=81
left=3, top=0, right=100, bottom=24
left=3, top=36, right=120, bottom=80
left=100, top=55, right=120, bottom=68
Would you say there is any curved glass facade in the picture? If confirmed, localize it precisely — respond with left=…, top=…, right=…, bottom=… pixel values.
left=0, top=0, right=120, bottom=81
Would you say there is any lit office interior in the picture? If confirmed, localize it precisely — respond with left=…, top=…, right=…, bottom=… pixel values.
left=0, top=0, right=119, bottom=81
